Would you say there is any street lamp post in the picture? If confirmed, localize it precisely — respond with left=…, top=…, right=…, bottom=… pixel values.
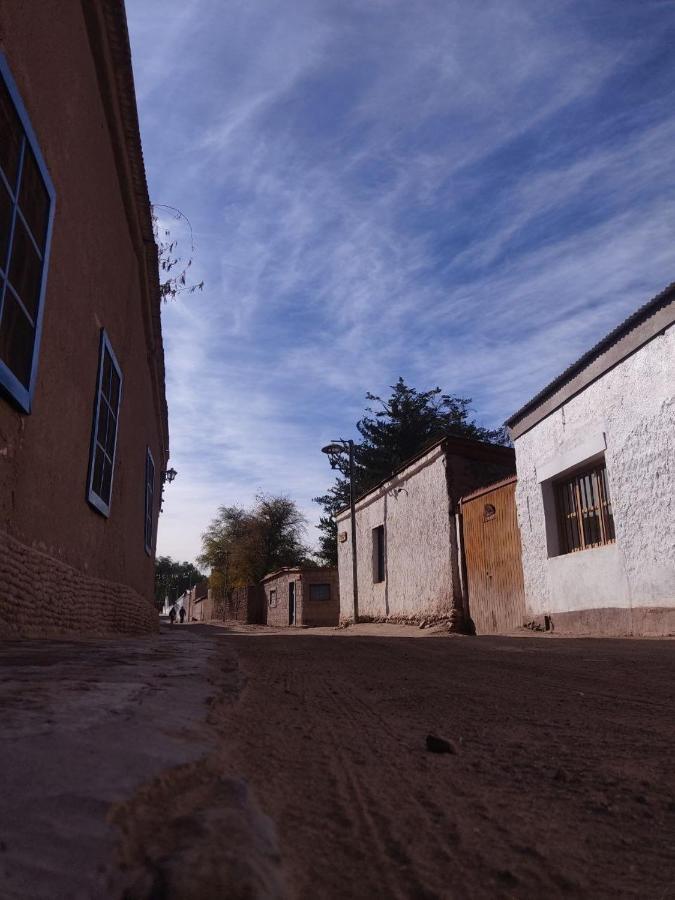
left=321, top=439, right=359, bottom=623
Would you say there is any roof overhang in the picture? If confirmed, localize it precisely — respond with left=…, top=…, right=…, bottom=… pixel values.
left=506, top=284, right=675, bottom=441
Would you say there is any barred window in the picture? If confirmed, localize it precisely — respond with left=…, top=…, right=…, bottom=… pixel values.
left=556, top=463, right=615, bottom=554
left=0, top=54, right=56, bottom=412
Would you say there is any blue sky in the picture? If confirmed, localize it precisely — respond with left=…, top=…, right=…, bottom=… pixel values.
left=126, top=0, right=675, bottom=565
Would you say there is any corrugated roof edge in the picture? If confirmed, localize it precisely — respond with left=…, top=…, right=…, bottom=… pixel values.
left=505, top=282, right=675, bottom=435
left=335, top=435, right=515, bottom=518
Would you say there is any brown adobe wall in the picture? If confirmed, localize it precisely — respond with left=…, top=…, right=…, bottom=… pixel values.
left=298, top=569, right=339, bottom=627
left=0, top=529, right=156, bottom=639
left=212, top=586, right=265, bottom=624
left=265, top=572, right=295, bottom=627
left=0, top=1, right=166, bottom=635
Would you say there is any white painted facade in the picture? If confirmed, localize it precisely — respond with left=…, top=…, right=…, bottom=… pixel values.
left=336, top=444, right=456, bottom=622
left=513, top=324, right=674, bottom=627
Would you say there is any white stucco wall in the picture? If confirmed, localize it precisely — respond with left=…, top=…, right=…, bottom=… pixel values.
left=336, top=446, right=455, bottom=621
left=514, top=325, right=674, bottom=617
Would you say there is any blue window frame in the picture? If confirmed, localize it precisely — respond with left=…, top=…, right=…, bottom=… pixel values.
left=0, top=54, right=56, bottom=413
left=144, top=447, right=155, bottom=555
left=87, top=330, right=122, bottom=517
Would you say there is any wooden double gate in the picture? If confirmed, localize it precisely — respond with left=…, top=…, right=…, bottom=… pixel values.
left=460, top=477, right=526, bottom=634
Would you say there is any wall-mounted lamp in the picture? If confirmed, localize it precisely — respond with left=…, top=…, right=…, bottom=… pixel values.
left=162, top=467, right=178, bottom=485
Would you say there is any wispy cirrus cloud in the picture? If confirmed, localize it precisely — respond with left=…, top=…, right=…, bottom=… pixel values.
left=127, top=0, right=675, bottom=562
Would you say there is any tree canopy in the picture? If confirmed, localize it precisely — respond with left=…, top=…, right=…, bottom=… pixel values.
left=314, top=378, right=507, bottom=565
left=154, top=556, right=206, bottom=608
left=198, top=494, right=312, bottom=590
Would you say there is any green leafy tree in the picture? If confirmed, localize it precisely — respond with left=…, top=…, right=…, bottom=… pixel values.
left=198, top=494, right=311, bottom=590
left=314, top=378, right=507, bottom=565
left=154, top=556, right=206, bottom=608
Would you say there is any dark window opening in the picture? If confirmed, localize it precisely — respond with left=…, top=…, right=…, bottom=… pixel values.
left=87, top=331, right=122, bottom=517
left=373, top=524, right=385, bottom=583
left=269, top=589, right=277, bottom=608
left=555, top=462, right=615, bottom=555
left=0, top=55, right=55, bottom=411
left=309, top=583, right=331, bottom=601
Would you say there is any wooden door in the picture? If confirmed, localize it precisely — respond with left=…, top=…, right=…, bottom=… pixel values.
left=460, top=478, right=525, bottom=634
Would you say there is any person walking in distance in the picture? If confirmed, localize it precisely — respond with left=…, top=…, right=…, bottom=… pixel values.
left=179, top=606, right=186, bottom=624
left=169, top=606, right=177, bottom=625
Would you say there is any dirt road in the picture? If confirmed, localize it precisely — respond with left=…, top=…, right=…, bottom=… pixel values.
left=1, top=625, right=673, bottom=898
left=210, top=626, right=675, bottom=899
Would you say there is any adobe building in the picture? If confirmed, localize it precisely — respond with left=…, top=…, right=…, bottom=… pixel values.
left=506, top=284, right=674, bottom=635
left=336, top=437, right=515, bottom=629
left=263, top=567, right=339, bottom=628
left=0, top=2, right=168, bottom=636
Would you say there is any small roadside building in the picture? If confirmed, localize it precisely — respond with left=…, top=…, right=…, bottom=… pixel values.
left=263, top=567, right=339, bottom=628
left=0, top=2, right=168, bottom=637
left=506, top=284, right=675, bottom=635
left=335, top=437, right=515, bottom=629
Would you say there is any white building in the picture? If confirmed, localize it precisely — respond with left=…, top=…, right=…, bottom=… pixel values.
left=335, top=437, right=515, bottom=629
left=506, top=284, right=675, bottom=635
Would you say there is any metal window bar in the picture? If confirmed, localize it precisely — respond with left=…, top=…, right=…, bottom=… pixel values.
left=556, top=465, right=616, bottom=555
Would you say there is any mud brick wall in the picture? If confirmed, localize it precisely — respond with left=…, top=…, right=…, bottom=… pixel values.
left=0, top=530, right=157, bottom=638
left=212, top=586, right=265, bottom=624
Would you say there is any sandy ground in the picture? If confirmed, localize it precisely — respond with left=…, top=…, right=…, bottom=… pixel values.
left=209, top=623, right=675, bottom=899
left=0, top=622, right=674, bottom=898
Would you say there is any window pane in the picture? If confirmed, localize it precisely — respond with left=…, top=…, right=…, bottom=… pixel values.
left=100, top=457, right=113, bottom=505
left=92, top=444, right=105, bottom=497
left=0, top=80, right=22, bottom=189
left=0, top=182, right=13, bottom=270
left=105, top=408, right=117, bottom=458
left=8, top=214, right=42, bottom=319
left=0, top=287, right=34, bottom=386
left=310, top=584, right=330, bottom=601
left=18, top=146, right=49, bottom=250
left=109, top=364, right=120, bottom=411
left=96, top=400, right=109, bottom=449
left=101, top=350, right=112, bottom=400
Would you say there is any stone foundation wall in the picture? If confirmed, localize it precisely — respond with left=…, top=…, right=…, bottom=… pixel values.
left=526, top=607, right=675, bottom=637
left=0, top=530, right=157, bottom=638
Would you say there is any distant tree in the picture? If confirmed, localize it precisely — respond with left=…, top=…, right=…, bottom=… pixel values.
left=152, top=204, right=204, bottom=302
left=198, top=494, right=311, bottom=590
left=154, top=556, right=206, bottom=608
left=314, top=377, right=508, bottom=565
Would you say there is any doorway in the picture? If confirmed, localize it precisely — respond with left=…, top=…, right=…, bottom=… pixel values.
left=460, top=478, right=525, bottom=634
left=289, top=581, right=296, bottom=626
